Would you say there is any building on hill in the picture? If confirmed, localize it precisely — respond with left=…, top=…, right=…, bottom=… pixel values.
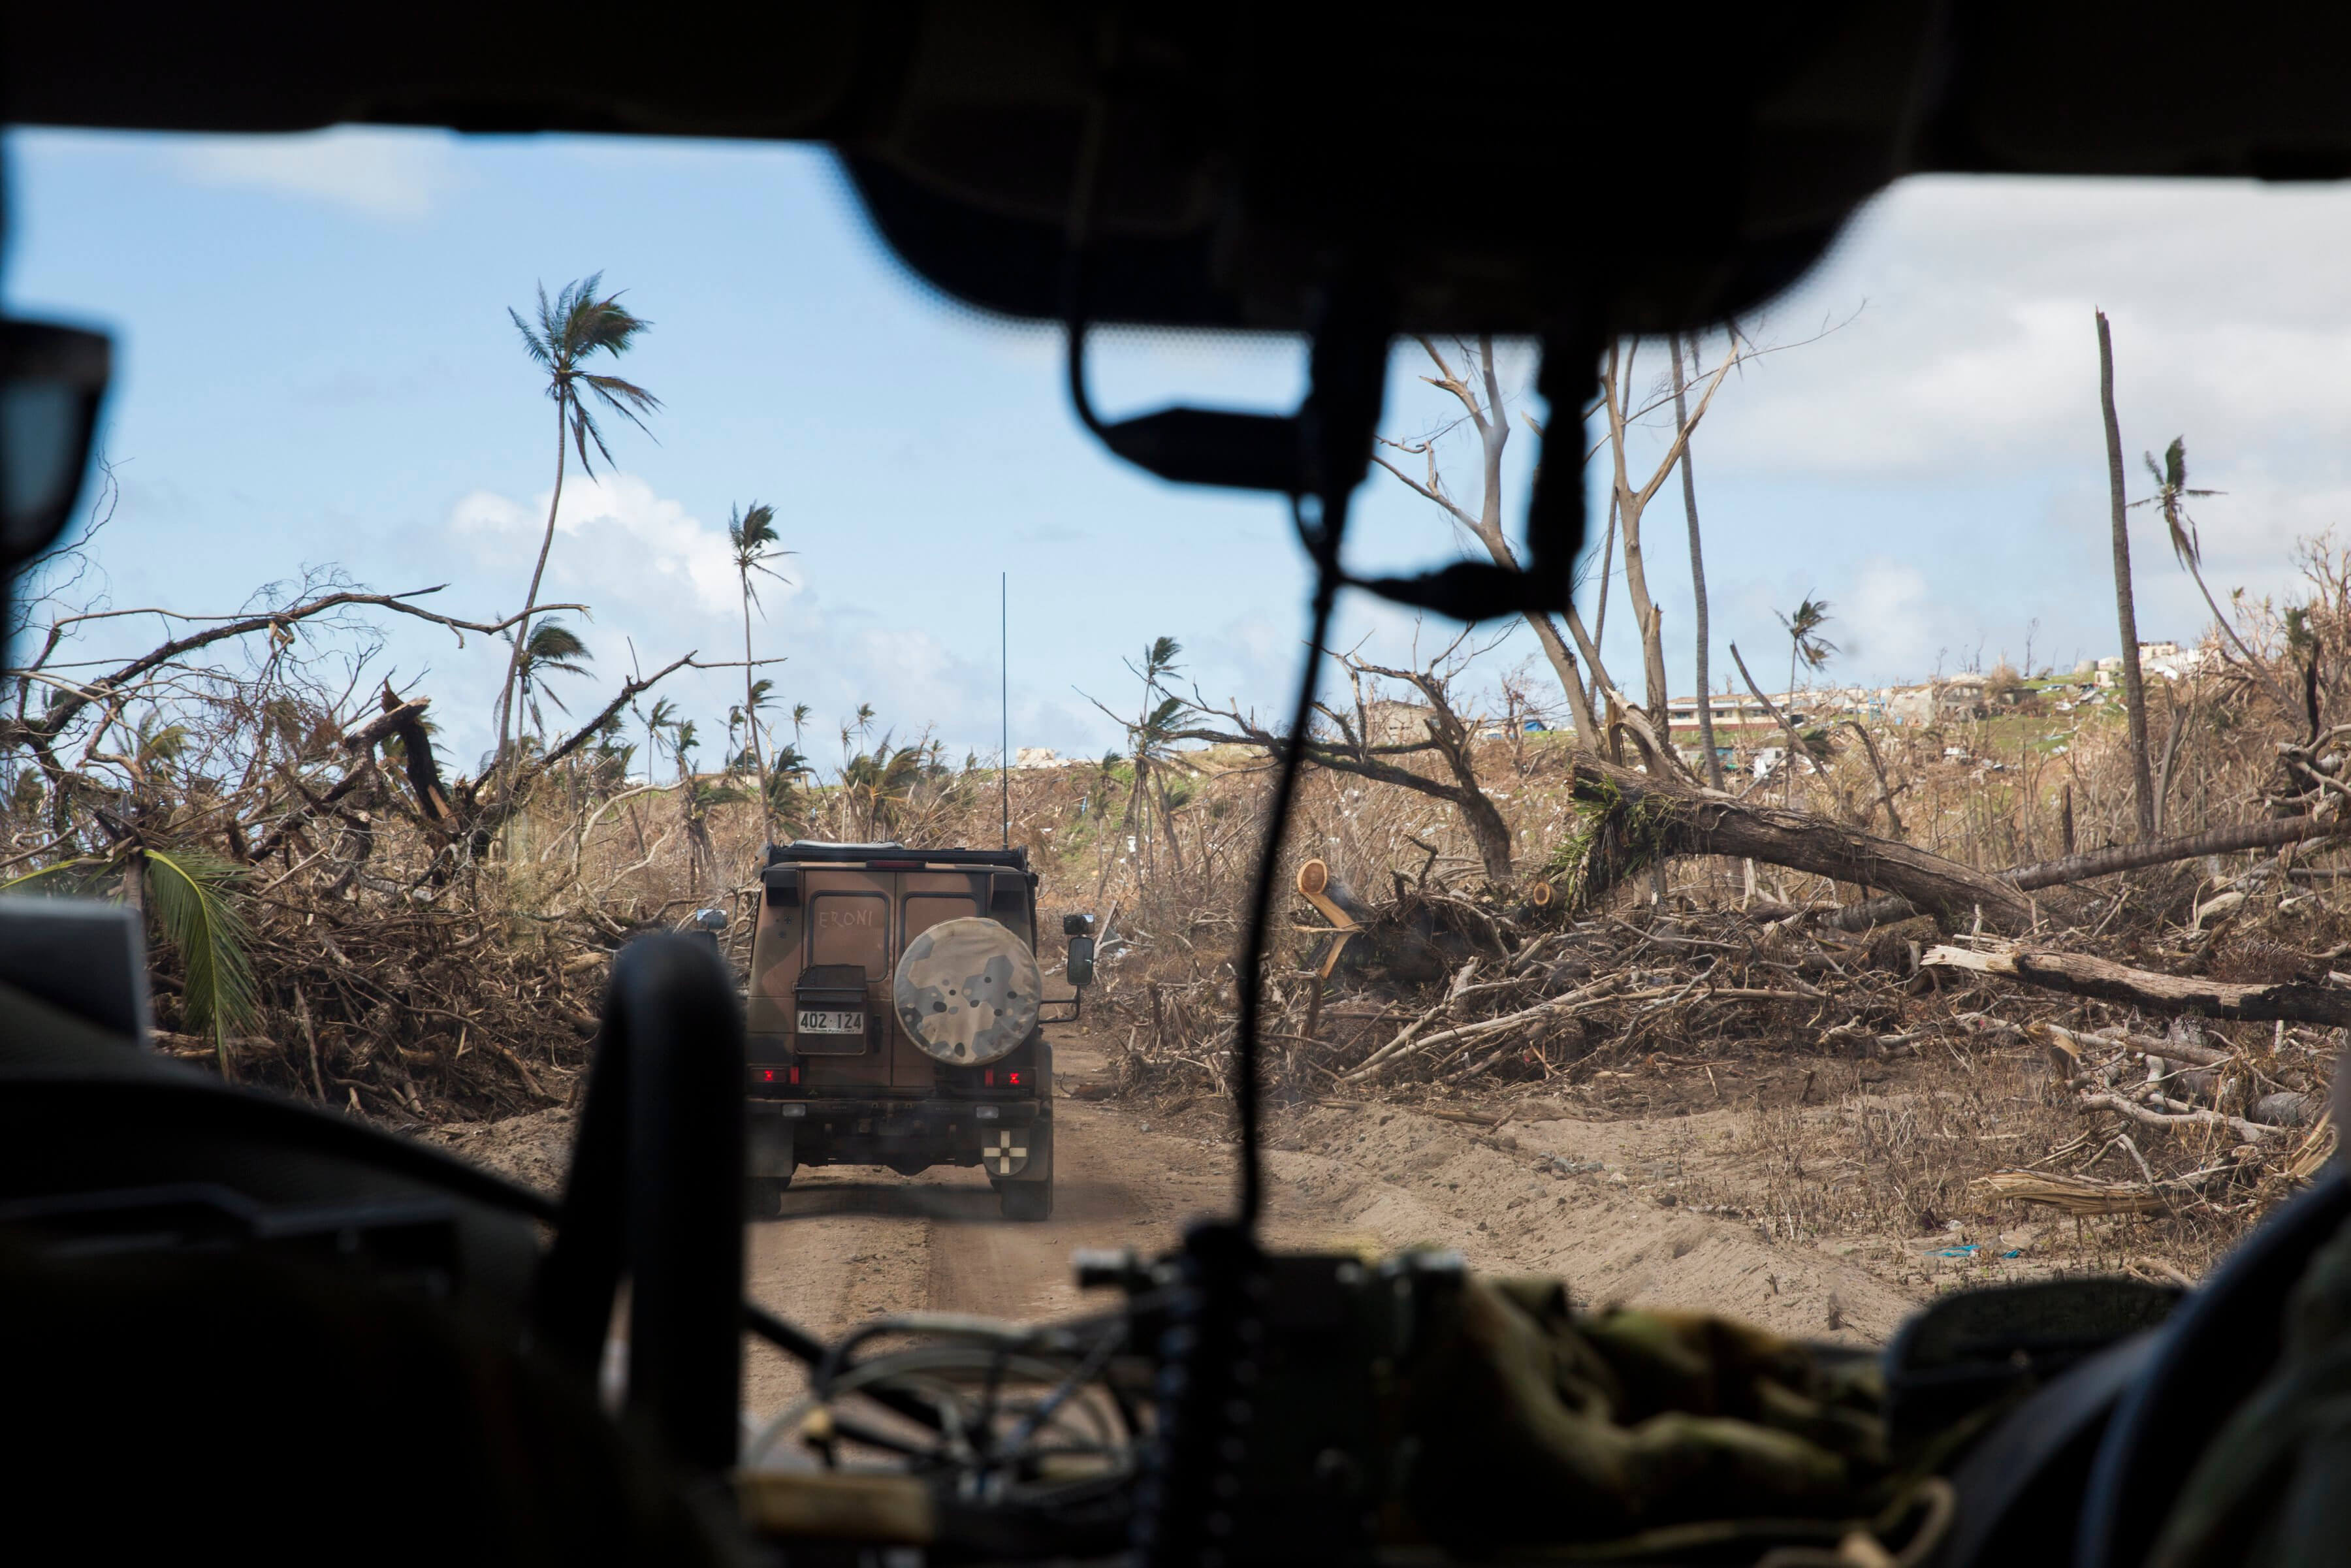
left=1363, top=699, right=1435, bottom=746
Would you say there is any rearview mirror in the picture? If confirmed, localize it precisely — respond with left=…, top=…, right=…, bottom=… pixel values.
left=1066, top=935, right=1096, bottom=987
left=2, top=321, right=113, bottom=571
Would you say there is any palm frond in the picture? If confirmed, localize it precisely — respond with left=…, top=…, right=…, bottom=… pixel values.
left=1, top=857, right=104, bottom=895
left=525, top=620, right=594, bottom=664
left=142, top=847, right=259, bottom=1055
left=569, top=398, right=616, bottom=472
left=583, top=373, right=662, bottom=425
left=507, top=304, right=553, bottom=369
left=729, top=501, right=780, bottom=553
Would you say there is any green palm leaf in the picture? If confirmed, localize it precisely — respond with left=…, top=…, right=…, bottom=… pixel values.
left=142, top=847, right=258, bottom=1061
left=0, top=857, right=104, bottom=895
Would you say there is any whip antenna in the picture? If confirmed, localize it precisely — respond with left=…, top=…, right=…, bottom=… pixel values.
left=1000, top=571, right=1011, bottom=850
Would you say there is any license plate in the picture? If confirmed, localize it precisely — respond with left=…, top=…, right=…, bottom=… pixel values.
left=797, top=1009, right=865, bottom=1035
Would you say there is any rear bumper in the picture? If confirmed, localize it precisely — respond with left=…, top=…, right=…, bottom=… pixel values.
left=745, top=1097, right=1048, bottom=1179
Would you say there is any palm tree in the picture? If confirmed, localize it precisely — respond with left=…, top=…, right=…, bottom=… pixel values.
left=841, top=739, right=927, bottom=839
left=496, top=275, right=660, bottom=787
left=635, top=697, right=678, bottom=786
left=2132, top=437, right=2286, bottom=705
left=726, top=501, right=794, bottom=838
left=513, top=619, right=594, bottom=741
left=1081, top=637, right=1191, bottom=879
left=1774, top=596, right=1837, bottom=803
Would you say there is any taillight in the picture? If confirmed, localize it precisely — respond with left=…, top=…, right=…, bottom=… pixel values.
left=789, top=1065, right=801, bottom=1086
left=983, top=1069, right=994, bottom=1087
left=1008, top=1071, right=1022, bottom=1086
left=761, top=1069, right=775, bottom=1082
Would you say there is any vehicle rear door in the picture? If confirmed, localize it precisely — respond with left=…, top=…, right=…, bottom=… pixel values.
left=799, top=867, right=893, bottom=1088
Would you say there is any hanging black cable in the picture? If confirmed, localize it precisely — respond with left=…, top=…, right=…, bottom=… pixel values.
left=1228, top=502, right=1344, bottom=1224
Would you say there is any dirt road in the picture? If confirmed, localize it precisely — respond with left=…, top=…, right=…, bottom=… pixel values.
left=736, top=1035, right=1928, bottom=1414
left=430, top=1032, right=1942, bottom=1426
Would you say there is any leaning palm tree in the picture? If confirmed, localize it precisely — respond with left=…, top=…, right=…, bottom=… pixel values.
left=2131, top=437, right=2287, bottom=706
left=726, top=501, right=794, bottom=837
left=1774, top=596, right=1838, bottom=804
left=496, top=275, right=660, bottom=788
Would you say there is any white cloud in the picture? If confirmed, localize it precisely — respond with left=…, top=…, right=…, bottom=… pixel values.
left=434, top=473, right=1121, bottom=770
left=451, top=472, right=748, bottom=622
left=170, top=127, right=460, bottom=220
left=1665, top=177, right=2351, bottom=483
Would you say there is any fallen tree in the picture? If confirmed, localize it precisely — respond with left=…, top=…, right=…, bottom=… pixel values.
left=1556, top=754, right=2043, bottom=931
left=1821, top=812, right=2339, bottom=933
left=1923, top=942, right=2351, bottom=1027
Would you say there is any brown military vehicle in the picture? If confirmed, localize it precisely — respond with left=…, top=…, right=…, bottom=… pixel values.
left=743, top=840, right=1093, bottom=1221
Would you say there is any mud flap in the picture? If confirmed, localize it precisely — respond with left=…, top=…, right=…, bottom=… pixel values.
left=986, top=1117, right=1051, bottom=1186
left=993, top=1118, right=1053, bottom=1221
left=745, top=1107, right=797, bottom=1179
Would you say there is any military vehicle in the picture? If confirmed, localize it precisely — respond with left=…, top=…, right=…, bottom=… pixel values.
left=741, top=840, right=1094, bottom=1221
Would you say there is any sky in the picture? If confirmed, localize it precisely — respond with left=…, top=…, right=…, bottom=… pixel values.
left=8, top=126, right=2351, bottom=774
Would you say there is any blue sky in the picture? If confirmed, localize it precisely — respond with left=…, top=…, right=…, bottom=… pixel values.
left=10, top=127, right=2351, bottom=771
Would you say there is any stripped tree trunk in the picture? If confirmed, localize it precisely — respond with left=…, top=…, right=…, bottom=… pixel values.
left=2098, top=310, right=2157, bottom=839
left=1671, top=334, right=1725, bottom=789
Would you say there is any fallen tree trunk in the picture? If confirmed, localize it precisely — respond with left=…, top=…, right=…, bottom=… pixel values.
left=1924, top=943, right=2351, bottom=1027
left=1822, top=814, right=2336, bottom=932
left=1564, top=756, right=2039, bottom=931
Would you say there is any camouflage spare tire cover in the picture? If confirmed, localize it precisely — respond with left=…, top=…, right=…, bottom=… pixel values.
left=891, top=916, right=1043, bottom=1066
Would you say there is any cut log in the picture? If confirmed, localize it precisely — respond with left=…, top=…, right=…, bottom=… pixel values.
left=1925, top=944, right=2351, bottom=1027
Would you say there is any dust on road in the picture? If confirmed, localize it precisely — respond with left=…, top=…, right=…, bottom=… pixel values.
left=429, top=1032, right=1927, bottom=1427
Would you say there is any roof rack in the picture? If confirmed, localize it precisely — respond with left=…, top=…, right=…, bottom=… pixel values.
left=763, top=841, right=1030, bottom=871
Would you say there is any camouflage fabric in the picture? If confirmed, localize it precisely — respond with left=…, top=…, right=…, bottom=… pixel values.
left=1396, top=1273, right=1895, bottom=1552
left=891, top=916, right=1042, bottom=1066
left=2153, top=1213, right=2351, bottom=1568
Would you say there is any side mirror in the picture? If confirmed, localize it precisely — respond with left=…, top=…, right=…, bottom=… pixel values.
left=693, top=907, right=729, bottom=933
left=1066, top=935, right=1096, bottom=987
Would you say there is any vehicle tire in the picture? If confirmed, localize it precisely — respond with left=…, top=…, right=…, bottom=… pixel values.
left=999, top=1179, right=1052, bottom=1222
left=746, top=1177, right=788, bottom=1221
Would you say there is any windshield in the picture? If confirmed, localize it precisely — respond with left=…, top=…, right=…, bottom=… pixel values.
left=8, top=127, right=2340, bottom=1403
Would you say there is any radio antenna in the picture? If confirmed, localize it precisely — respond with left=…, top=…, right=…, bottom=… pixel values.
left=1000, top=571, right=1011, bottom=850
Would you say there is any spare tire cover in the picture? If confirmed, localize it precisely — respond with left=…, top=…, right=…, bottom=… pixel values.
left=892, top=916, right=1043, bottom=1066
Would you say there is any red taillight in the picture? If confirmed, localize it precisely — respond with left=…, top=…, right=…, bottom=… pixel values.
left=761, top=1069, right=775, bottom=1082
left=983, top=1069, right=995, bottom=1087
left=789, top=1065, right=800, bottom=1085
left=1008, top=1071, right=1022, bottom=1086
